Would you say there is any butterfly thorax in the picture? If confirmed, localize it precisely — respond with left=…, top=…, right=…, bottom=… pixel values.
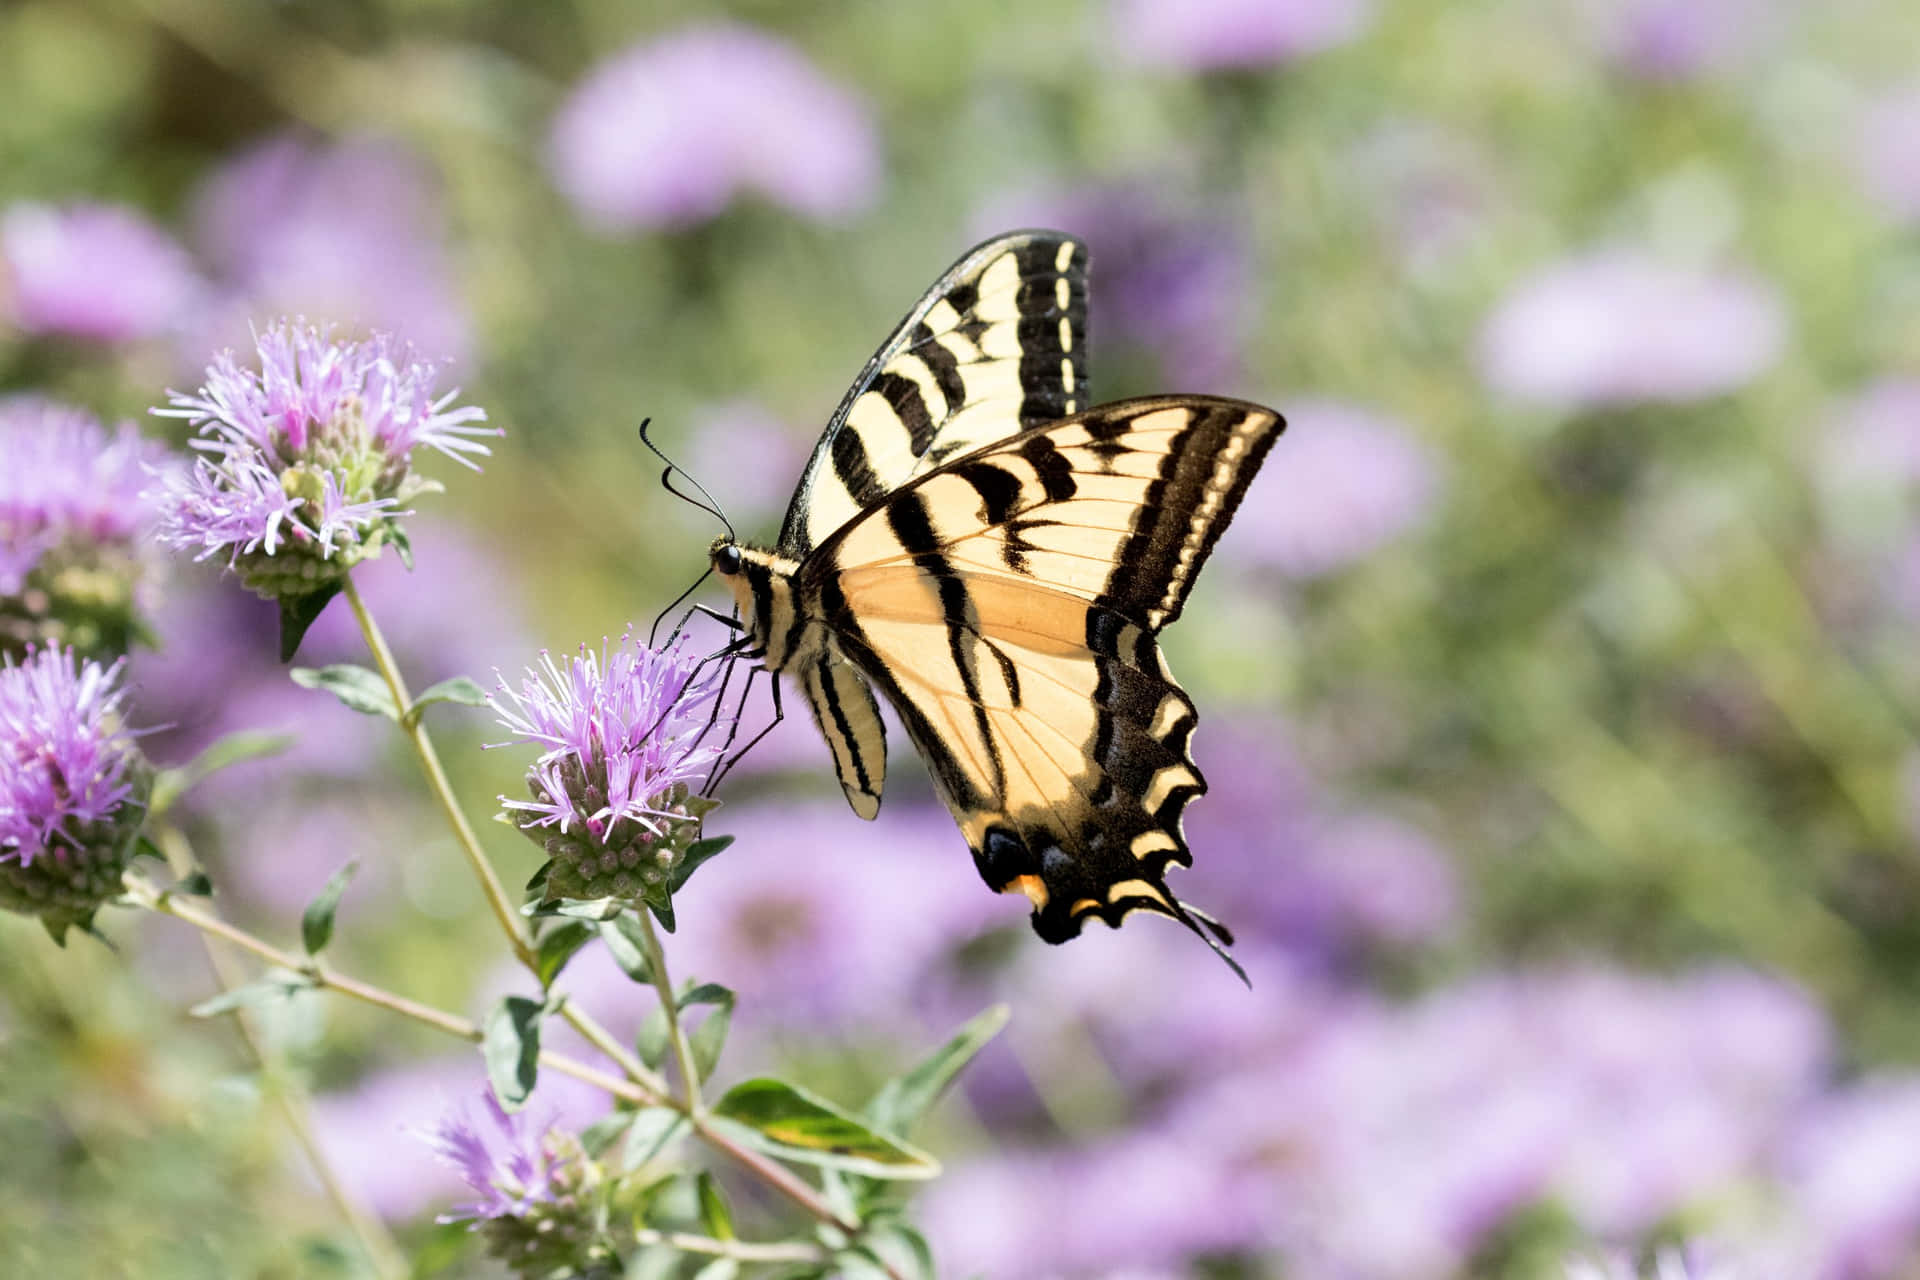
left=710, top=538, right=822, bottom=672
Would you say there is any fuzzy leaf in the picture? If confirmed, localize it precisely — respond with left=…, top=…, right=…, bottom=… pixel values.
left=300, top=860, right=359, bottom=955
left=290, top=664, right=399, bottom=719
left=150, top=730, right=294, bottom=815
left=388, top=524, right=415, bottom=572
left=866, top=1004, right=1010, bottom=1138
left=695, top=1171, right=736, bottom=1241
left=550, top=896, right=622, bottom=921
left=407, top=1218, right=475, bottom=1277
left=682, top=983, right=735, bottom=1080
left=710, top=1079, right=939, bottom=1180
left=635, top=1005, right=670, bottom=1071
left=535, top=921, right=595, bottom=988
left=190, top=968, right=314, bottom=1018
left=404, top=677, right=489, bottom=726
left=647, top=893, right=676, bottom=933
left=667, top=834, right=734, bottom=895
left=577, top=1110, right=634, bottom=1159
left=278, top=585, right=341, bottom=663
left=483, top=995, right=544, bottom=1111
left=598, top=914, right=652, bottom=982
left=620, top=1108, right=689, bottom=1173
left=690, top=1261, right=739, bottom=1280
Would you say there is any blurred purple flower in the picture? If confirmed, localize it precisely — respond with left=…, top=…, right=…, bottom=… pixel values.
left=0, top=202, right=200, bottom=342
left=1576, top=0, right=1781, bottom=81
left=682, top=401, right=812, bottom=518
left=666, top=798, right=1009, bottom=1027
left=426, top=1090, right=561, bottom=1222
left=1857, top=86, right=1920, bottom=226
left=1226, top=398, right=1442, bottom=578
left=976, top=185, right=1254, bottom=387
left=1478, top=251, right=1788, bottom=408
left=1566, top=1245, right=1744, bottom=1280
left=1345, top=121, right=1505, bottom=277
left=1110, top=0, right=1373, bottom=69
left=489, top=632, right=725, bottom=846
left=923, top=1130, right=1265, bottom=1277
left=0, top=647, right=140, bottom=867
left=190, top=135, right=472, bottom=364
left=150, top=319, right=495, bottom=597
left=1819, top=377, right=1920, bottom=491
left=549, top=22, right=880, bottom=230
left=0, top=397, right=167, bottom=595
left=1778, top=1076, right=1920, bottom=1279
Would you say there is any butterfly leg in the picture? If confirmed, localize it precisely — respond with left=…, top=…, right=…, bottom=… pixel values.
left=704, top=670, right=785, bottom=797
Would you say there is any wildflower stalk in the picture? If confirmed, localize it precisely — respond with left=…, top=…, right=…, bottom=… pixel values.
left=149, top=825, right=407, bottom=1280
left=124, top=870, right=870, bottom=1240
left=636, top=906, right=703, bottom=1111
left=630, top=1231, right=828, bottom=1264
left=339, top=575, right=683, bottom=1098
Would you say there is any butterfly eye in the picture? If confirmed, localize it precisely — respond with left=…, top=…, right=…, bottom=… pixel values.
left=714, top=544, right=743, bottom=576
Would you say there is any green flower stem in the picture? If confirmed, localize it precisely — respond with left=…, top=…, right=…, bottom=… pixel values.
left=636, top=907, right=704, bottom=1112
left=338, top=576, right=678, bottom=1101
left=631, top=1231, right=827, bottom=1264
left=148, top=826, right=408, bottom=1280
left=124, top=873, right=869, bottom=1243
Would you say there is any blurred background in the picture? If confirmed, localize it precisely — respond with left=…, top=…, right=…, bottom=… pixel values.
left=4, top=0, right=1920, bottom=1275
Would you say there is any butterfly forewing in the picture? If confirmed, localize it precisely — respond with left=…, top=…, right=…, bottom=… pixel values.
left=777, top=231, right=1089, bottom=559
left=804, top=397, right=1283, bottom=944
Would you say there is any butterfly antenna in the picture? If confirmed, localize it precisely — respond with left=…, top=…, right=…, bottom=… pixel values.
left=637, top=417, right=735, bottom=542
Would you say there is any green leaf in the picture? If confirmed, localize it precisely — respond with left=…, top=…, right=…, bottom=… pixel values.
left=389, top=524, right=415, bottom=572
left=483, top=995, right=545, bottom=1111
left=132, top=833, right=167, bottom=862
left=866, top=1004, right=1010, bottom=1138
left=690, top=1261, right=739, bottom=1280
left=667, top=834, right=734, bottom=895
left=635, top=1005, right=670, bottom=1071
left=300, top=860, right=359, bottom=955
left=535, top=921, right=595, bottom=988
left=289, top=663, right=400, bottom=719
left=150, top=730, right=294, bottom=814
left=577, top=1110, right=634, bottom=1159
left=647, top=893, right=676, bottom=933
left=695, top=1170, right=735, bottom=1240
left=404, top=676, right=489, bottom=727
left=278, top=584, right=342, bottom=663
left=682, top=983, right=735, bottom=1080
left=868, top=1223, right=936, bottom=1280
left=619, top=1108, right=689, bottom=1173
left=710, top=1079, right=940, bottom=1180
left=175, top=870, right=214, bottom=897
left=551, top=896, right=622, bottom=921
left=598, top=914, right=652, bottom=982
left=407, top=1218, right=476, bottom=1278
left=189, top=968, right=314, bottom=1018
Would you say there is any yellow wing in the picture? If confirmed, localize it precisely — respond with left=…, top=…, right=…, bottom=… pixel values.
left=802, top=396, right=1283, bottom=967
left=777, top=231, right=1089, bottom=558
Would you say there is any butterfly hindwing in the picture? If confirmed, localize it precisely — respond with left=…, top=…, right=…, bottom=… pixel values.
left=777, top=231, right=1089, bottom=559
left=798, top=653, right=886, bottom=820
left=804, top=397, right=1283, bottom=947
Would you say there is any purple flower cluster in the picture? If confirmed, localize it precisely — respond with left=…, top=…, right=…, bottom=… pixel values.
left=0, top=201, right=201, bottom=343
left=1576, top=0, right=1782, bottom=81
left=1478, top=250, right=1788, bottom=409
left=548, top=21, right=880, bottom=230
left=1109, top=0, right=1374, bottom=69
left=0, top=647, right=149, bottom=934
left=188, top=135, right=473, bottom=367
left=150, top=320, right=495, bottom=599
left=0, top=397, right=167, bottom=608
left=1858, top=86, right=1920, bottom=225
left=426, top=1090, right=562, bottom=1222
left=489, top=632, right=730, bottom=901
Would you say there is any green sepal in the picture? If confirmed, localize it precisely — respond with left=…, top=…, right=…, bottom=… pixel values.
left=388, top=524, right=414, bottom=572
left=597, top=913, right=652, bottom=982
left=866, top=1004, right=1011, bottom=1138
left=300, top=860, right=359, bottom=955
left=150, top=730, right=294, bottom=816
left=522, top=860, right=552, bottom=900
left=695, top=1170, right=736, bottom=1241
left=403, top=676, right=488, bottom=727
left=667, top=834, right=734, bottom=896
left=710, top=1079, right=940, bottom=1180
left=190, top=967, right=315, bottom=1018
left=483, top=994, right=546, bottom=1111
left=635, top=1005, right=670, bottom=1071
left=535, top=921, right=595, bottom=988
left=290, top=663, right=400, bottom=719
left=278, top=584, right=342, bottom=663
left=175, top=870, right=215, bottom=897
left=132, top=834, right=167, bottom=862
left=646, top=892, right=676, bottom=934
